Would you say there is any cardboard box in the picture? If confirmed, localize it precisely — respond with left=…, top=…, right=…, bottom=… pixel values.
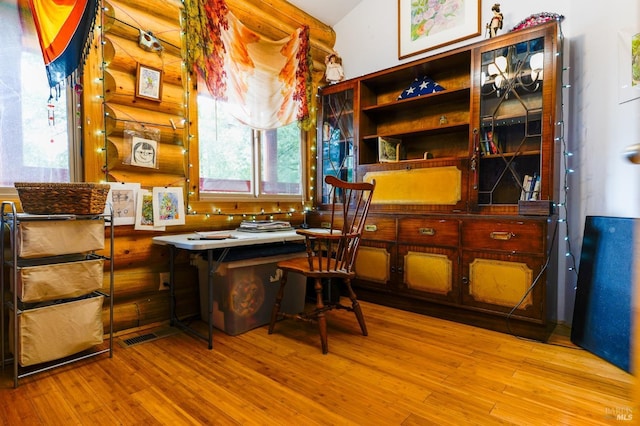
left=196, top=252, right=307, bottom=336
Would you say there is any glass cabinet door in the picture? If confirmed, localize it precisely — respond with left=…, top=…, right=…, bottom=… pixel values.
left=317, top=83, right=355, bottom=205
left=476, top=27, right=557, bottom=208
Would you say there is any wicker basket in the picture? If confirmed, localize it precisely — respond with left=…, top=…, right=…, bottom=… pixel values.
left=14, top=182, right=110, bottom=215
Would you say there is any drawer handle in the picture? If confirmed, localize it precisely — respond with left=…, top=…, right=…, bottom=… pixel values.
left=320, top=221, right=331, bottom=229
left=419, top=227, right=435, bottom=236
left=490, top=231, right=515, bottom=240
left=364, top=224, right=378, bottom=232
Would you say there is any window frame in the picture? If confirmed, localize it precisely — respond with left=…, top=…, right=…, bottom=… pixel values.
left=195, top=98, right=306, bottom=203
left=0, top=3, right=80, bottom=197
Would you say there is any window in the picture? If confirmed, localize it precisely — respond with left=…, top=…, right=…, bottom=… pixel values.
left=197, top=92, right=303, bottom=200
left=0, top=2, right=75, bottom=191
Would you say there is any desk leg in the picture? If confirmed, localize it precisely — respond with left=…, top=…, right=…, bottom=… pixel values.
left=169, top=245, right=176, bottom=327
left=207, top=249, right=214, bottom=349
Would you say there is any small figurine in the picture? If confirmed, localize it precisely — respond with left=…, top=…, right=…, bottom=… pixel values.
left=486, top=4, right=503, bottom=38
left=324, top=52, right=344, bottom=84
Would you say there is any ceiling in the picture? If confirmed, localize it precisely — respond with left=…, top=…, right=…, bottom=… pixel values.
left=287, top=0, right=362, bottom=26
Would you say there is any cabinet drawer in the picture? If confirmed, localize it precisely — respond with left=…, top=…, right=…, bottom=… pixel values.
left=398, top=217, right=459, bottom=247
left=361, top=216, right=396, bottom=242
left=462, top=219, right=544, bottom=253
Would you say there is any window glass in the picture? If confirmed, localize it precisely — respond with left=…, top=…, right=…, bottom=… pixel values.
left=197, top=90, right=302, bottom=199
left=0, top=1, right=71, bottom=187
left=260, top=123, right=302, bottom=196
left=198, top=93, right=253, bottom=194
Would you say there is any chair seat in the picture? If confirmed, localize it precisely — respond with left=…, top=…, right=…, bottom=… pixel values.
left=277, top=256, right=355, bottom=279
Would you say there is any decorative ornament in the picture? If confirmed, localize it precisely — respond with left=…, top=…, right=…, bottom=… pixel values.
left=486, top=4, right=503, bottom=38
left=138, top=29, right=163, bottom=53
left=324, top=52, right=344, bottom=84
left=47, top=100, right=55, bottom=127
left=510, top=12, right=564, bottom=32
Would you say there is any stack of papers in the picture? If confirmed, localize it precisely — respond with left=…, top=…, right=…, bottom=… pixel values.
left=237, top=220, right=293, bottom=232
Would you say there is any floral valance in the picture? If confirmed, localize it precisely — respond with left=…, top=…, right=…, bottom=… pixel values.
left=185, top=0, right=312, bottom=130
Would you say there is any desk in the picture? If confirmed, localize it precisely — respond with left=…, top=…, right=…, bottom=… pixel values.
left=152, top=229, right=305, bottom=348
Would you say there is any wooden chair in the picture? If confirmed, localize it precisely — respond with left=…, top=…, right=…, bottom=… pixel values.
left=268, top=175, right=375, bottom=354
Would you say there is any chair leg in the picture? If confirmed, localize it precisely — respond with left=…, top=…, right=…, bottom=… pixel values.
left=268, top=270, right=288, bottom=334
left=345, top=279, right=368, bottom=336
left=314, top=277, right=328, bottom=354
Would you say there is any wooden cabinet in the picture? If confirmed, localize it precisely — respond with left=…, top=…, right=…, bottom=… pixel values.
left=460, top=217, right=549, bottom=323
left=472, top=24, right=561, bottom=211
left=315, top=21, right=561, bottom=341
left=316, top=81, right=357, bottom=207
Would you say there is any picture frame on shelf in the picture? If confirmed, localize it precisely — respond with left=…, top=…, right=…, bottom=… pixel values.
left=398, top=0, right=481, bottom=59
left=135, top=63, right=163, bottom=101
left=378, top=137, right=403, bottom=162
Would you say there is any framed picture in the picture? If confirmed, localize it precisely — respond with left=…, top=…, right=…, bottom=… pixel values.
left=135, top=63, right=163, bottom=101
left=130, top=136, right=158, bottom=169
left=378, top=137, right=403, bottom=162
left=152, top=186, right=185, bottom=226
left=618, top=30, right=640, bottom=104
left=135, top=189, right=165, bottom=231
left=398, top=0, right=481, bottom=59
left=105, top=182, right=141, bottom=226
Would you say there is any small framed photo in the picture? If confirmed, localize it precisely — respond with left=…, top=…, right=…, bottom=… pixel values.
left=398, top=0, right=481, bottom=59
left=378, top=137, right=403, bottom=162
left=136, top=63, right=163, bottom=101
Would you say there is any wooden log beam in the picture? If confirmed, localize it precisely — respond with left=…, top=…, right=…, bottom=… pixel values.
left=103, top=0, right=182, bottom=57
left=105, top=136, right=186, bottom=176
left=104, top=104, right=185, bottom=140
left=105, top=171, right=187, bottom=189
left=104, top=70, right=185, bottom=117
left=103, top=37, right=183, bottom=87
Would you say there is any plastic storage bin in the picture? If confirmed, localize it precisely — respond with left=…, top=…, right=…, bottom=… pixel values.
left=196, top=252, right=307, bottom=336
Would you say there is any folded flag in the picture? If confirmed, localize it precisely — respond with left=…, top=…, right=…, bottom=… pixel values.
left=397, top=75, right=445, bottom=100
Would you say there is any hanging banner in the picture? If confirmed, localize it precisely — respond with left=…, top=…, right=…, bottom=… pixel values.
left=28, top=0, right=99, bottom=90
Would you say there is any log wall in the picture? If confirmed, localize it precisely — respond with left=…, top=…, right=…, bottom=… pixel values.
left=82, top=0, right=334, bottom=333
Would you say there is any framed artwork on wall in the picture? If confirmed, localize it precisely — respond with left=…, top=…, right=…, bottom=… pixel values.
left=105, top=182, right=141, bottom=226
left=398, top=0, right=481, bottom=59
left=152, top=186, right=185, bottom=226
left=135, top=63, right=163, bottom=101
left=618, top=29, right=640, bottom=104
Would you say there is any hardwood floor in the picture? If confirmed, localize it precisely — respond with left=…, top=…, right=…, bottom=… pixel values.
left=0, top=301, right=634, bottom=425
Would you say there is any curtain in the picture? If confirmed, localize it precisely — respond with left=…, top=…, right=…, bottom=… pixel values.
left=185, top=0, right=312, bottom=130
left=27, top=0, right=98, bottom=94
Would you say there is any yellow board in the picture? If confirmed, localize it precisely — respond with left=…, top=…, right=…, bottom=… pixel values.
left=468, top=259, right=533, bottom=308
left=355, top=246, right=390, bottom=283
left=363, top=166, right=461, bottom=205
left=404, top=251, right=452, bottom=295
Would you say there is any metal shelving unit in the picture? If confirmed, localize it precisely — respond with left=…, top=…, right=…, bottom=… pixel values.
left=1, top=201, right=114, bottom=387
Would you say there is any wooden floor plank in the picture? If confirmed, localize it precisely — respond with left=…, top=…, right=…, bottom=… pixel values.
left=0, top=301, right=634, bottom=425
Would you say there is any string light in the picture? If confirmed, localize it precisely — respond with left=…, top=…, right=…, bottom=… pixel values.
left=556, top=26, right=579, bottom=282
